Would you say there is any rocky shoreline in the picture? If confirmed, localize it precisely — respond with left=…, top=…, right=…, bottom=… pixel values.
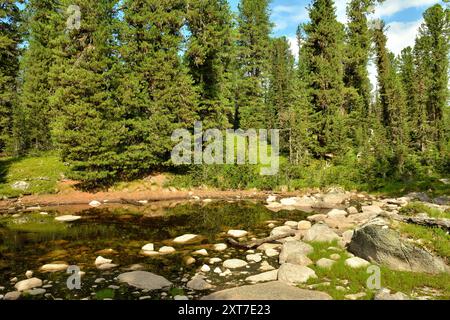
left=0, top=189, right=449, bottom=301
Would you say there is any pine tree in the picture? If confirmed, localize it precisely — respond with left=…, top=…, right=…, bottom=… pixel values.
left=302, top=0, right=348, bottom=157
left=236, top=0, right=272, bottom=129
left=417, top=4, right=450, bottom=149
left=0, top=1, right=21, bottom=153
left=344, top=0, right=379, bottom=113
left=49, top=0, right=123, bottom=185
left=117, top=0, right=198, bottom=175
left=186, top=0, right=235, bottom=130
left=267, top=37, right=296, bottom=130
left=398, top=46, right=423, bottom=150
left=373, top=21, right=409, bottom=174
left=15, top=0, right=59, bottom=153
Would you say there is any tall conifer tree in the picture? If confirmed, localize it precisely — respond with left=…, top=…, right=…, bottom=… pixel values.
left=0, top=1, right=21, bottom=153
left=302, top=0, right=348, bottom=157
left=186, top=0, right=235, bottom=129
left=236, top=0, right=272, bottom=129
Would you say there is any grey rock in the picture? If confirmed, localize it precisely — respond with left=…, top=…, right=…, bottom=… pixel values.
left=245, top=270, right=279, bottom=283
left=201, top=281, right=332, bottom=300
left=348, top=224, right=449, bottom=274
left=187, top=275, right=215, bottom=291
left=14, top=278, right=42, bottom=291
left=316, top=258, right=336, bottom=269
left=11, top=181, right=30, bottom=191
left=4, top=291, right=21, bottom=300
left=279, top=241, right=313, bottom=264
left=25, top=288, right=46, bottom=296
left=278, top=264, right=317, bottom=284
left=303, top=223, right=340, bottom=243
left=375, top=288, right=410, bottom=300
left=117, top=271, right=172, bottom=290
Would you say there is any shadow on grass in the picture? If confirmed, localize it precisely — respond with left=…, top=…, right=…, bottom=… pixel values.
left=0, top=156, right=23, bottom=185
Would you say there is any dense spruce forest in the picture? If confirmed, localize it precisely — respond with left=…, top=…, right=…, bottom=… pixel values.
left=0, top=0, right=449, bottom=191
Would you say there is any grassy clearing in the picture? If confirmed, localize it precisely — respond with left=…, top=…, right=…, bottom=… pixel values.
left=398, top=223, right=450, bottom=260
left=301, top=241, right=450, bottom=300
left=400, top=202, right=450, bottom=219
left=0, top=153, right=66, bottom=198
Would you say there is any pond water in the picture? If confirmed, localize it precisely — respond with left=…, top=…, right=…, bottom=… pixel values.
left=0, top=200, right=317, bottom=300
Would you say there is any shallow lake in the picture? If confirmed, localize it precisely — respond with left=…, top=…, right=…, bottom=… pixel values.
left=0, top=200, right=317, bottom=300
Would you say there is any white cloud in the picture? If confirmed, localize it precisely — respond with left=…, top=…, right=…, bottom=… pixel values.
left=385, top=19, right=423, bottom=55
left=288, top=36, right=299, bottom=59
left=271, top=4, right=309, bottom=32
left=373, top=0, right=439, bottom=18
left=368, top=19, right=424, bottom=91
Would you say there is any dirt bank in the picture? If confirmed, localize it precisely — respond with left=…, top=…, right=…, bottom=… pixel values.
left=0, top=188, right=306, bottom=212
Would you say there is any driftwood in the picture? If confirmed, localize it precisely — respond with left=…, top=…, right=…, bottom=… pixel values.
left=226, top=232, right=296, bottom=250
left=120, top=198, right=144, bottom=207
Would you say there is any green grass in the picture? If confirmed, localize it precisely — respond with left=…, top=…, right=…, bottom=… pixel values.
left=0, top=153, right=66, bottom=198
left=400, top=202, right=450, bottom=219
left=301, top=241, right=450, bottom=300
left=399, top=223, right=450, bottom=260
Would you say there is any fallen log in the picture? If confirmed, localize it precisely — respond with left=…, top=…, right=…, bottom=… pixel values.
left=226, top=232, right=296, bottom=250
left=120, top=198, right=144, bottom=207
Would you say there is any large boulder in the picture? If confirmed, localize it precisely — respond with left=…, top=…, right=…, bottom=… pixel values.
left=201, top=281, right=332, bottom=300
left=348, top=224, right=449, bottom=274
left=279, top=241, right=313, bottom=264
left=278, top=264, right=317, bottom=284
left=117, top=271, right=172, bottom=290
left=303, top=223, right=340, bottom=243
left=313, top=192, right=349, bottom=209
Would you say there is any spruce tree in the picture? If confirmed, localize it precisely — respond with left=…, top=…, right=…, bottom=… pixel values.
left=267, top=37, right=295, bottom=130
left=373, top=21, right=409, bottom=174
left=302, top=0, right=348, bottom=157
left=417, top=4, right=450, bottom=149
left=186, top=0, right=235, bottom=129
left=0, top=1, right=21, bottom=153
left=344, top=0, right=379, bottom=113
left=118, top=0, right=198, bottom=174
left=49, top=0, right=123, bottom=185
left=236, top=0, right=272, bottom=129
left=16, top=0, right=59, bottom=153
left=398, top=46, right=422, bottom=150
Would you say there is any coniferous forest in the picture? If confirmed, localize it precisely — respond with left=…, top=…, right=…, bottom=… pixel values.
left=0, top=0, right=449, bottom=191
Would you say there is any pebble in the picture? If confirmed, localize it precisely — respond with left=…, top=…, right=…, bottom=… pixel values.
left=4, top=291, right=21, bottom=300
left=223, top=259, right=248, bottom=269
left=209, top=258, right=222, bottom=264
left=246, top=254, right=262, bottom=263
left=95, top=278, right=105, bottom=284
left=159, top=246, right=176, bottom=254
left=193, top=249, right=208, bottom=256
left=227, top=230, right=248, bottom=238
left=345, top=292, right=367, bottom=300
left=265, top=248, right=279, bottom=257
left=345, top=257, right=370, bottom=269
left=141, top=243, right=154, bottom=251
left=200, top=265, right=211, bottom=272
left=213, top=243, right=227, bottom=251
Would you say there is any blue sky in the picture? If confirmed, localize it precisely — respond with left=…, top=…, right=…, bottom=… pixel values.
left=229, top=0, right=446, bottom=87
